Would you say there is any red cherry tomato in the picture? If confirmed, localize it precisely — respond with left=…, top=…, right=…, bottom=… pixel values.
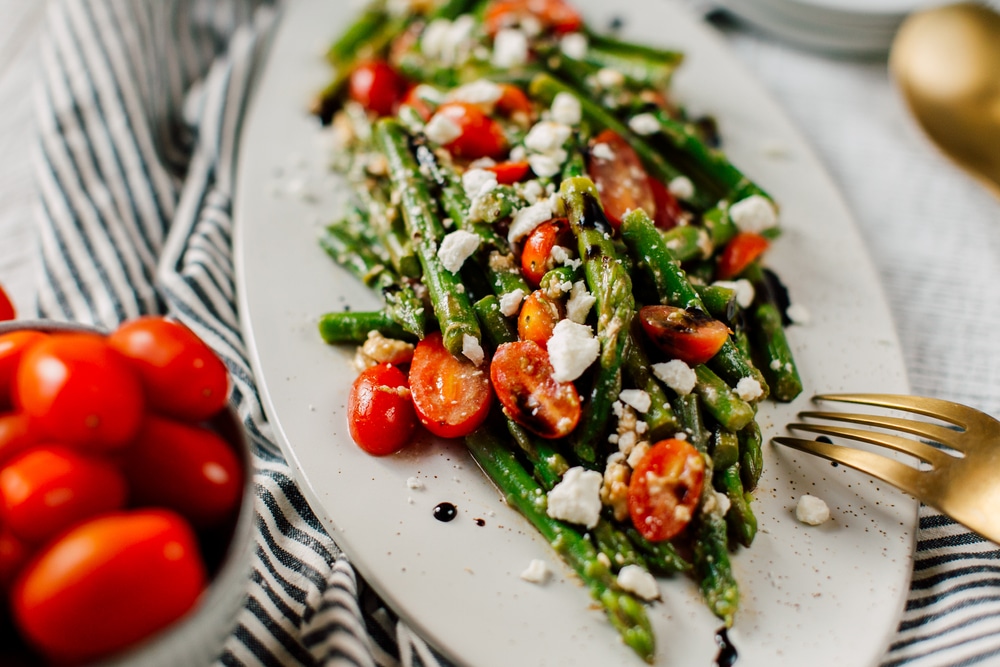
left=588, top=129, right=656, bottom=229
left=0, top=445, right=127, bottom=545
left=716, top=232, right=769, bottom=280
left=628, top=438, right=705, bottom=542
left=648, top=177, right=685, bottom=230
left=16, top=333, right=144, bottom=453
left=409, top=332, right=492, bottom=439
left=123, top=416, right=244, bottom=529
left=0, top=526, right=30, bottom=593
left=639, top=305, right=731, bottom=366
left=346, top=362, right=417, bottom=456
left=432, top=102, right=508, bottom=160
left=401, top=85, right=435, bottom=121
left=486, top=160, right=531, bottom=185
left=490, top=340, right=580, bottom=439
left=348, top=60, right=407, bottom=117
left=520, top=218, right=572, bottom=286
left=0, top=284, right=14, bottom=322
left=517, top=289, right=563, bottom=347
left=485, top=0, right=583, bottom=35
left=108, top=316, right=230, bottom=421
left=495, top=84, right=534, bottom=123
left=0, top=413, right=38, bottom=468
left=11, top=509, right=207, bottom=664
left=0, top=331, right=47, bottom=409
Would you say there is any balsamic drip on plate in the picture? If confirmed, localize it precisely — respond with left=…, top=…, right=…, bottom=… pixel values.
left=433, top=502, right=457, bottom=523
left=715, top=627, right=738, bottom=667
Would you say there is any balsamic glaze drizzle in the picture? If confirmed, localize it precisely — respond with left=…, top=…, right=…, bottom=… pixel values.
left=714, top=627, right=738, bottom=667
left=433, top=502, right=457, bottom=522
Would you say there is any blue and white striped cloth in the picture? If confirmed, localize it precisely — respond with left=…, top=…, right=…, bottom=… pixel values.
left=30, top=1, right=1000, bottom=665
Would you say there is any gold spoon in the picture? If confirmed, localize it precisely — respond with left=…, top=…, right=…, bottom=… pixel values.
left=890, top=2, right=1000, bottom=199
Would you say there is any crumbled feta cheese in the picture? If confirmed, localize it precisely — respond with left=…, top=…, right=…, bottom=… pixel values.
left=601, top=455, right=630, bottom=521
left=796, top=494, right=831, bottom=525
left=787, top=303, right=810, bottom=325
left=425, top=112, right=463, bottom=145
left=617, top=565, right=659, bottom=600
left=437, top=229, right=481, bottom=272
left=410, top=83, right=444, bottom=105
left=520, top=179, right=545, bottom=203
left=360, top=330, right=414, bottom=366
left=591, top=142, right=615, bottom=161
left=729, top=194, right=778, bottom=233
left=715, top=490, right=731, bottom=516
left=547, top=320, right=600, bottom=382
left=652, top=360, right=696, bottom=395
left=520, top=559, right=551, bottom=584
left=619, top=389, right=652, bottom=414
left=462, top=334, right=485, bottom=366
left=628, top=113, right=660, bottom=136
left=596, top=67, right=625, bottom=88
left=565, top=280, right=595, bottom=323
left=508, top=199, right=554, bottom=244
left=713, top=279, right=755, bottom=309
left=462, top=168, right=498, bottom=200
left=546, top=467, right=603, bottom=528
left=406, top=476, right=424, bottom=490
left=560, top=32, right=588, bottom=59
left=524, top=121, right=573, bottom=154
left=499, top=288, right=526, bottom=317
left=492, top=28, right=529, bottom=67
left=626, top=441, right=649, bottom=469
left=420, top=18, right=451, bottom=59
left=550, top=92, right=582, bottom=126
left=448, top=79, right=503, bottom=108
left=735, top=377, right=764, bottom=402
left=527, top=153, right=562, bottom=178
left=668, top=176, right=695, bottom=201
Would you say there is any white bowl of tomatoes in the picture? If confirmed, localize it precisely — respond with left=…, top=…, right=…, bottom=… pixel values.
left=0, top=317, right=254, bottom=666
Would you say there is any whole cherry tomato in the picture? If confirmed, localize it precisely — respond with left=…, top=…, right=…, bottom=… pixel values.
left=0, top=526, right=29, bottom=593
left=0, top=414, right=38, bottom=468
left=490, top=340, right=580, bottom=439
left=123, top=416, right=243, bottom=529
left=347, top=362, right=417, bottom=456
left=639, top=305, right=731, bottom=366
left=431, top=102, right=508, bottom=160
left=409, top=332, right=492, bottom=439
left=0, top=445, right=127, bottom=545
left=716, top=232, right=769, bottom=280
left=520, top=218, right=572, bottom=286
left=517, top=289, right=563, bottom=346
left=16, top=333, right=144, bottom=453
left=348, top=60, right=407, bottom=117
left=11, top=509, right=207, bottom=664
left=628, top=438, right=705, bottom=541
left=0, top=284, right=14, bottom=322
left=108, top=316, right=230, bottom=421
left=0, top=331, right=46, bottom=409
left=588, top=129, right=656, bottom=229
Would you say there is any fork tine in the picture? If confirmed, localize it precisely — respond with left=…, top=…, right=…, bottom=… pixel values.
left=798, top=410, right=965, bottom=452
left=772, top=436, right=926, bottom=500
left=814, top=393, right=984, bottom=430
left=786, top=422, right=952, bottom=468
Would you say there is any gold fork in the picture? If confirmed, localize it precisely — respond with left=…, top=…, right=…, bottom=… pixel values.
left=772, top=393, right=1000, bottom=543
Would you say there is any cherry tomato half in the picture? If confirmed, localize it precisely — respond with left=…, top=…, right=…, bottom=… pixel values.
left=347, top=362, right=417, bottom=456
left=520, top=218, right=572, bottom=286
left=401, top=85, right=435, bottom=121
left=485, top=0, right=583, bottom=35
left=628, top=438, right=705, bottom=542
left=716, top=232, right=769, bottom=280
left=0, top=331, right=47, bottom=409
left=649, top=176, right=685, bottom=230
left=517, top=289, right=563, bottom=346
left=0, top=284, right=14, bottom=322
left=16, top=333, right=144, bottom=453
left=409, top=332, right=492, bottom=439
left=490, top=340, right=580, bottom=439
left=486, top=160, right=531, bottom=185
left=348, top=60, right=407, bottom=117
left=0, top=445, right=127, bottom=545
left=108, top=316, right=230, bottom=421
left=123, top=416, right=244, bottom=529
left=588, top=129, right=656, bottom=229
left=11, top=509, right=207, bottom=664
left=495, top=84, right=534, bottom=124
left=639, top=305, right=731, bottom=366
left=432, top=102, right=508, bottom=160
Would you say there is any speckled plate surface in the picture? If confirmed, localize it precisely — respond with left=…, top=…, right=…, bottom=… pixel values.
left=233, top=1, right=917, bottom=665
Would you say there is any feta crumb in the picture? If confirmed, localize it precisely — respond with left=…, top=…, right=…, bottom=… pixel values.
left=735, top=377, right=764, bottom=402
left=448, top=79, right=503, bottom=107
left=525, top=121, right=573, bottom=154
left=527, top=153, right=562, bottom=178
left=565, top=280, right=596, bottom=323
left=551, top=92, right=582, bottom=126
left=628, top=113, right=660, bottom=136
left=713, top=279, right=755, bottom=309
left=626, top=441, right=649, bottom=469
left=492, top=28, right=529, bottom=67
left=425, top=112, right=463, bottom=145
left=546, top=467, right=603, bottom=528
left=596, top=67, right=625, bottom=88
left=520, top=179, right=545, bottom=203
left=420, top=18, right=451, bottom=59
left=796, top=494, right=831, bottom=525
left=787, top=303, right=810, bottom=325
left=462, top=334, right=485, bottom=366
left=729, top=194, right=778, bottom=233
left=547, top=320, right=600, bottom=382
left=591, top=142, right=615, bottom=161
left=462, top=168, right=499, bottom=200
left=715, top=490, right=731, bottom=516
left=668, top=176, right=695, bottom=201
left=437, top=229, right=481, bottom=272
left=406, top=477, right=424, bottom=490
left=520, top=559, right=551, bottom=584
left=617, top=565, right=659, bottom=600
left=652, top=360, right=696, bottom=395
left=499, top=288, right=526, bottom=317
left=508, top=200, right=554, bottom=244
left=560, top=32, right=588, bottom=59
left=619, top=389, right=652, bottom=414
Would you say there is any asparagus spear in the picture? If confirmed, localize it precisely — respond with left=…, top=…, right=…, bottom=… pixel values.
left=317, top=310, right=413, bottom=344
left=742, top=263, right=803, bottom=402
